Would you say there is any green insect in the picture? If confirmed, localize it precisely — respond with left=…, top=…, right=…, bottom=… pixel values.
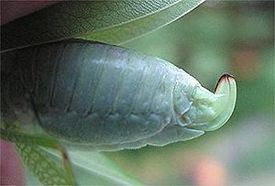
left=1, top=39, right=236, bottom=151
left=1, top=39, right=236, bottom=184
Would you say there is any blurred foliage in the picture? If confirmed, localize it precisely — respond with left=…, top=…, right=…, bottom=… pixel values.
left=105, top=1, right=274, bottom=185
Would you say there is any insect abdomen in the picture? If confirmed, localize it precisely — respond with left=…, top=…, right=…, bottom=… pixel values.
left=2, top=40, right=180, bottom=145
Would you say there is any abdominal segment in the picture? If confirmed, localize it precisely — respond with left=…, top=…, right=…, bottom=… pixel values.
left=2, top=40, right=182, bottom=145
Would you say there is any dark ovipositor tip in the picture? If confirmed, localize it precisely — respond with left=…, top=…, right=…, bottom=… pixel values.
left=214, top=73, right=235, bottom=93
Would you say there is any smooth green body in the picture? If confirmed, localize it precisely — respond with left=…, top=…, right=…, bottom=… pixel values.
left=1, top=40, right=236, bottom=151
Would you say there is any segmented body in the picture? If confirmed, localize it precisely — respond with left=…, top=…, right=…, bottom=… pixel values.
left=1, top=40, right=200, bottom=149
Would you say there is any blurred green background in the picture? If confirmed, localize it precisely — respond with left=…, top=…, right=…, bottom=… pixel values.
left=104, top=1, right=274, bottom=185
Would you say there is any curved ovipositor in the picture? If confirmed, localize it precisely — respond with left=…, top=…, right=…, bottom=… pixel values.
left=1, top=40, right=237, bottom=151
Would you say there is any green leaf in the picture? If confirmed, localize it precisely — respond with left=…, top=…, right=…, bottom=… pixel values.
left=80, top=0, right=205, bottom=44
left=1, top=127, right=141, bottom=185
left=46, top=150, right=142, bottom=186
left=1, top=128, right=77, bottom=185
left=0, top=128, right=61, bottom=149
left=1, top=0, right=205, bottom=51
left=24, top=147, right=143, bottom=185
left=16, top=144, right=75, bottom=185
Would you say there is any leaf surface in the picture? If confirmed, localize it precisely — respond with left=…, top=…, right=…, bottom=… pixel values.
left=46, top=150, right=142, bottom=186
left=1, top=0, right=205, bottom=51
left=16, top=144, right=75, bottom=185
left=1, top=127, right=141, bottom=185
